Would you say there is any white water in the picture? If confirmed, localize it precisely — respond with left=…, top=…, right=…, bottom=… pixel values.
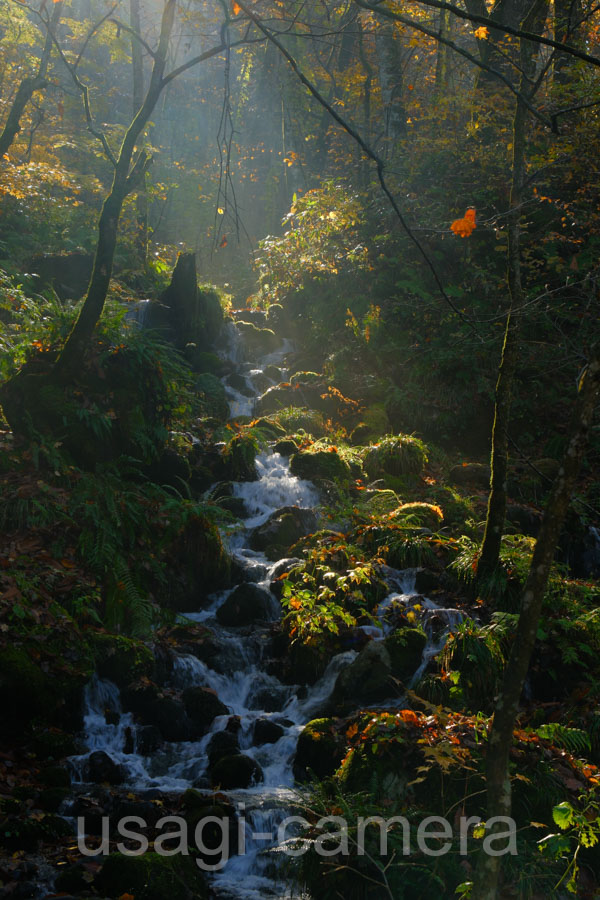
left=70, top=318, right=462, bottom=898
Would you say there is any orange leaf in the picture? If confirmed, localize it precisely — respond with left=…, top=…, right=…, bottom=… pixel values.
left=219, top=235, right=228, bottom=248
left=346, top=723, right=359, bottom=739
left=450, top=207, right=476, bottom=238
left=232, top=1, right=241, bottom=13
left=118, top=894, right=135, bottom=900
left=474, top=26, right=489, bottom=39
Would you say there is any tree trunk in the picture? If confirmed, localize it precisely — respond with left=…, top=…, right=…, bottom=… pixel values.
left=473, top=353, right=600, bottom=899
left=0, top=2, right=61, bottom=159
left=130, top=0, right=148, bottom=264
left=53, top=0, right=176, bottom=379
left=477, top=74, right=527, bottom=584
left=375, top=23, right=406, bottom=153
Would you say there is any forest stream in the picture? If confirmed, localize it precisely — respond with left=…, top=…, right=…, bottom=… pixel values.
left=62, top=318, right=464, bottom=900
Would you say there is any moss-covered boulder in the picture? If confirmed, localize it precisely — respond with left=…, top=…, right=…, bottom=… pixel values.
left=195, top=373, right=229, bottom=420
left=332, top=641, right=393, bottom=709
left=290, top=447, right=351, bottom=484
left=294, top=718, right=346, bottom=781
left=0, top=643, right=90, bottom=732
left=207, top=730, right=240, bottom=766
left=236, top=320, right=279, bottom=357
left=216, top=583, right=274, bottom=626
left=270, top=407, right=327, bottom=437
left=96, top=852, right=208, bottom=900
left=210, top=753, right=263, bottom=789
left=219, top=433, right=258, bottom=481
left=273, top=438, right=300, bottom=456
left=449, top=461, right=491, bottom=488
left=384, top=627, right=427, bottom=681
left=182, top=686, right=229, bottom=734
left=393, top=502, right=444, bottom=531
left=364, top=489, right=401, bottom=516
left=162, top=513, right=231, bottom=612
left=91, top=633, right=154, bottom=688
left=250, top=506, right=318, bottom=560
left=363, top=434, right=428, bottom=481
left=255, top=384, right=296, bottom=415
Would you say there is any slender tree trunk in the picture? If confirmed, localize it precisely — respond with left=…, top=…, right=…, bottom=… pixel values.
left=376, top=23, right=406, bottom=153
left=130, top=0, right=148, bottom=264
left=477, top=83, right=526, bottom=584
left=0, top=2, right=62, bottom=159
left=53, top=0, right=176, bottom=379
left=473, top=353, right=600, bottom=898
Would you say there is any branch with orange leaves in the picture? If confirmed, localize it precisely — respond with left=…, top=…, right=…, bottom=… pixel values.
left=355, top=0, right=600, bottom=70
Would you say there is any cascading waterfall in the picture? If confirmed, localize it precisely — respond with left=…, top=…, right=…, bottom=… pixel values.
left=69, top=316, right=462, bottom=898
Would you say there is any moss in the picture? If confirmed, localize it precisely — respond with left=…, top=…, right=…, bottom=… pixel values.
left=364, top=489, right=401, bottom=516
left=294, top=718, right=346, bottom=780
left=96, top=852, right=208, bottom=900
left=271, top=407, right=327, bottom=437
left=385, top=627, right=427, bottom=679
left=195, top=373, right=229, bottom=420
left=91, top=633, right=154, bottom=688
left=394, top=501, right=444, bottom=531
left=290, top=447, right=351, bottom=483
left=220, top=433, right=258, bottom=481
left=363, top=434, right=428, bottom=481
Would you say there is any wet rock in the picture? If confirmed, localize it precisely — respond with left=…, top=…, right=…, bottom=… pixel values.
left=332, top=641, right=393, bottom=708
left=181, top=790, right=239, bottom=860
left=414, top=568, right=442, bottom=594
left=216, top=583, right=274, bottom=626
left=250, top=506, right=318, bottom=560
left=207, top=730, right=240, bottom=766
left=122, top=682, right=191, bottom=742
left=273, top=438, right=299, bottom=456
left=236, top=320, right=280, bottom=357
left=384, top=627, right=427, bottom=680
left=183, top=686, right=229, bottom=734
left=91, top=634, right=154, bottom=688
left=254, top=718, right=285, bottom=745
left=255, top=384, right=296, bottom=415
left=294, top=718, right=345, bottom=781
left=210, top=753, right=263, bottom=789
left=248, top=682, right=290, bottom=712
left=449, top=462, right=491, bottom=488
left=264, top=364, right=282, bottom=381
left=136, top=725, right=162, bottom=755
left=227, top=372, right=253, bottom=395
left=85, top=751, right=125, bottom=785
left=290, top=448, right=351, bottom=483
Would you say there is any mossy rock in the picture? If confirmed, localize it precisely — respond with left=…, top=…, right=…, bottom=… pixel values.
left=195, top=373, right=229, bottom=420
left=363, top=434, right=428, bottom=481
left=219, top=433, right=258, bottom=481
left=289, top=371, right=323, bottom=386
left=294, top=718, right=346, bottom=780
left=351, top=404, right=390, bottom=445
left=290, top=448, right=351, bottom=484
left=210, top=753, right=263, bottom=789
left=332, top=641, right=393, bottom=709
left=182, top=686, right=229, bottom=734
left=364, top=489, right=401, bottom=516
left=216, top=583, right=274, bottom=626
left=449, top=462, right=490, bottom=488
left=270, top=407, right=327, bottom=438
left=250, top=506, right=318, bottom=560
left=0, top=644, right=89, bottom=731
left=96, top=852, right=208, bottom=900
left=162, top=513, right=231, bottom=612
left=236, top=320, right=279, bottom=357
left=428, top=485, right=475, bottom=529
left=393, top=502, right=444, bottom=531
left=91, top=633, right=154, bottom=688
left=248, top=417, right=287, bottom=441
left=384, top=627, right=427, bottom=680
left=186, top=350, right=224, bottom=375
left=273, top=438, right=299, bottom=456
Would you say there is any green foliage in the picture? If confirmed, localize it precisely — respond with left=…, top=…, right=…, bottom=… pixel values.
left=538, top=793, right=600, bottom=895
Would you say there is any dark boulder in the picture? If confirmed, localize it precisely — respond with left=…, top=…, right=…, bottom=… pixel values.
left=216, top=583, right=274, bottom=626
left=210, top=753, right=263, bottom=789
left=250, top=506, right=318, bottom=560
left=84, top=751, right=124, bottom=785
left=182, top=686, right=229, bottom=734
left=253, top=718, right=285, bottom=745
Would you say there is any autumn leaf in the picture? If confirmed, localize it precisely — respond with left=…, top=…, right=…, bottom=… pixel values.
left=474, top=26, right=489, bottom=39
left=232, top=1, right=241, bottom=14
left=346, top=722, right=359, bottom=739
left=219, top=235, right=228, bottom=248
left=450, top=207, right=476, bottom=238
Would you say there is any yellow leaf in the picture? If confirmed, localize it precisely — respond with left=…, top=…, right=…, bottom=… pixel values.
left=217, top=207, right=224, bottom=214
left=474, top=26, right=489, bottom=39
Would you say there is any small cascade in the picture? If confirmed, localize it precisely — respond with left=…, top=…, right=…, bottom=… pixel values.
left=70, top=319, right=463, bottom=899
